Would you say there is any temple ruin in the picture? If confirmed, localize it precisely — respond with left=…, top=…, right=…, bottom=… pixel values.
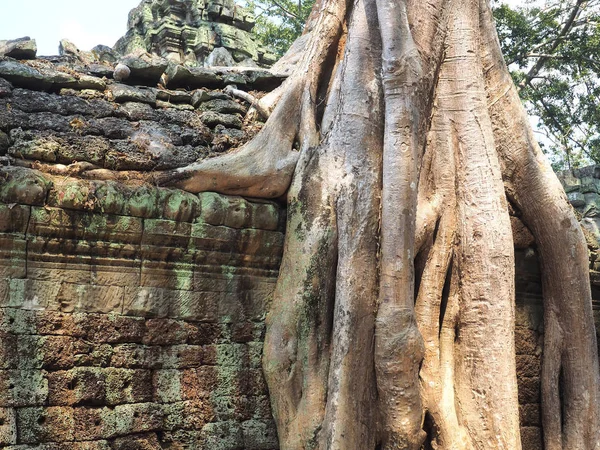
left=0, top=1, right=598, bottom=448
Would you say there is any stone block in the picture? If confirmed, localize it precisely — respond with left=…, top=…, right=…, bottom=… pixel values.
left=140, top=261, right=194, bottom=291
left=200, top=111, right=243, bottom=129
left=514, top=326, right=541, bottom=355
left=32, top=311, right=86, bottom=337
left=222, top=197, right=252, bottom=228
left=516, top=355, right=541, bottom=378
left=163, top=345, right=204, bottom=369
left=105, top=368, right=153, bottom=405
left=0, top=60, right=50, bottom=90
left=0, top=77, right=11, bottom=97
left=108, top=84, right=157, bottom=105
left=0, top=407, right=16, bottom=445
left=0, top=370, right=47, bottom=407
left=7, top=279, right=59, bottom=311
left=41, top=335, right=91, bottom=370
left=152, top=370, right=182, bottom=403
left=0, top=168, right=50, bottom=207
left=200, top=420, right=244, bottom=450
left=0, top=204, right=30, bottom=234
left=0, top=332, right=18, bottom=369
left=247, top=342, right=264, bottom=370
left=111, top=433, right=162, bottom=450
left=91, top=265, right=141, bottom=288
left=181, top=367, right=218, bottom=400
left=73, top=343, right=113, bottom=368
left=198, top=192, right=228, bottom=225
left=216, top=344, right=249, bottom=367
left=165, top=65, right=224, bottom=89
left=515, top=303, right=543, bottom=330
left=519, top=403, right=541, bottom=426
left=161, top=190, right=202, bottom=222
left=246, top=369, right=269, bottom=396
left=110, top=344, right=161, bottom=369
left=72, top=407, right=107, bottom=441
left=186, top=323, right=223, bottom=347
left=518, top=376, right=541, bottom=404
left=567, top=191, right=586, bottom=207
left=63, top=284, right=124, bottom=314
left=16, top=406, right=74, bottom=443
left=0, top=236, right=26, bottom=278
left=15, top=335, right=45, bottom=369
left=242, top=419, right=279, bottom=449
left=212, top=396, right=250, bottom=421
left=25, top=259, right=92, bottom=285
left=106, top=403, right=164, bottom=437
left=123, top=287, right=170, bottom=318
left=250, top=202, right=280, bottom=231
left=47, top=368, right=105, bottom=406
left=180, top=399, right=215, bottom=430
left=0, top=280, right=8, bottom=306
left=166, top=289, right=219, bottom=322
left=143, top=319, right=189, bottom=345
left=76, top=314, right=145, bottom=344
left=520, top=426, right=542, bottom=450
left=248, top=396, right=274, bottom=420
left=142, top=218, right=192, bottom=247
left=0, top=308, right=37, bottom=335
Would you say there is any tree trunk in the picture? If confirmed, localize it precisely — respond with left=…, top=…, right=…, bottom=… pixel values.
left=87, top=0, right=600, bottom=448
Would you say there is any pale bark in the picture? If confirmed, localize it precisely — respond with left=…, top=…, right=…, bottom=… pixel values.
left=263, top=0, right=383, bottom=447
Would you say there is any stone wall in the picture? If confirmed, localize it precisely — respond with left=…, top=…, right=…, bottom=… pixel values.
left=0, top=53, right=284, bottom=448
left=0, top=171, right=284, bottom=449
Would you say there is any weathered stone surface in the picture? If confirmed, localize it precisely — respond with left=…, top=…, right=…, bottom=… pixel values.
left=113, top=0, right=275, bottom=67
left=0, top=167, right=52, bottom=206
left=0, top=130, right=9, bottom=155
left=201, top=111, right=243, bottom=129
left=91, top=45, right=119, bottom=64
left=59, top=39, right=89, bottom=62
left=108, top=84, right=156, bottom=104
left=0, top=153, right=283, bottom=446
left=119, top=53, right=168, bottom=83
left=165, top=65, right=223, bottom=89
left=0, top=59, right=51, bottom=90
left=0, top=77, right=12, bottom=98
left=156, top=88, right=192, bottom=104
left=520, top=426, right=543, bottom=450
left=199, top=98, right=247, bottom=115
left=0, top=38, right=37, bottom=60
left=206, top=47, right=236, bottom=67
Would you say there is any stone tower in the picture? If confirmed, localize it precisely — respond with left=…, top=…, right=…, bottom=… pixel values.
left=114, top=0, right=277, bottom=67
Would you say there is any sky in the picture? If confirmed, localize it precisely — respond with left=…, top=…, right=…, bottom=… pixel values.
left=0, top=0, right=143, bottom=56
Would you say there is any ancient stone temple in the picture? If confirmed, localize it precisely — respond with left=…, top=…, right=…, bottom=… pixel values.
left=114, top=0, right=277, bottom=67
left=0, top=6, right=599, bottom=450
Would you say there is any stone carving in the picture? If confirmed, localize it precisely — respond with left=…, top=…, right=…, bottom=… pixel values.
left=114, top=0, right=277, bottom=67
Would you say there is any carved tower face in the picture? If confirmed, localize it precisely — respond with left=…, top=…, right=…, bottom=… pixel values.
left=114, top=0, right=276, bottom=67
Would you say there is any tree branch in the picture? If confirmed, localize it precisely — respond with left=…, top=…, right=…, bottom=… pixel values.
left=521, top=0, right=586, bottom=88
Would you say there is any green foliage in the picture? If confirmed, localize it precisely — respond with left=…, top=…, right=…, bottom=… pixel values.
left=494, top=1, right=600, bottom=170
left=246, top=0, right=315, bottom=57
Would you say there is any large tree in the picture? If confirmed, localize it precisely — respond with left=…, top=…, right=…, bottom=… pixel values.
left=91, top=0, right=600, bottom=447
